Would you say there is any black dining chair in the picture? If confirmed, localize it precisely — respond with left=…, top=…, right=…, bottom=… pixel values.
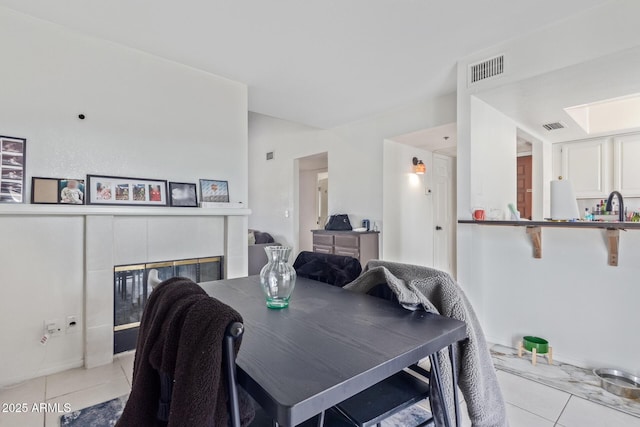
left=293, top=251, right=362, bottom=287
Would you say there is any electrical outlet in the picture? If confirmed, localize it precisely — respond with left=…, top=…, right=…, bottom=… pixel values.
left=66, top=315, right=79, bottom=334
left=44, top=319, right=62, bottom=337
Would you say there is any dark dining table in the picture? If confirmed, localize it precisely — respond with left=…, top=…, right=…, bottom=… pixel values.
left=199, top=276, right=467, bottom=427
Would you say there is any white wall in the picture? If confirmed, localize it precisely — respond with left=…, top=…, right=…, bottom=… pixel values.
left=0, top=8, right=248, bottom=385
left=0, top=8, right=247, bottom=197
left=471, top=224, right=640, bottom=374
left=382, top=141, right=435, bottom=265
left=248, top=94, right=456, bottom=256
left=456, top=0, right=640, bottom=373
left=469, top=97, right=517, bottom=216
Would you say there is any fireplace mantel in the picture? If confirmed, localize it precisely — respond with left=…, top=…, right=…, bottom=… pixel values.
left=0, top=205, right=251, bottom=216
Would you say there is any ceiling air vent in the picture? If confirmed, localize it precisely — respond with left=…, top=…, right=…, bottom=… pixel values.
left=542, top=122, right=566, bottom=131
left=468, top=54, right=504, bottom=85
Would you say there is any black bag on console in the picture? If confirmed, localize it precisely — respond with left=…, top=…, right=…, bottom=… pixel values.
left=325, top=214, right=352, bottom=231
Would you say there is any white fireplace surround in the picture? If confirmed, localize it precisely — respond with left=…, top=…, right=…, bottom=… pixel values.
left=0, top=205, right=250, bottom=381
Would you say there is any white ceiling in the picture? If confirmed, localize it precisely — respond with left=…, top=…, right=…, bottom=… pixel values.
left=0, top=0, right=611, bottom=128
left=476, top=45, right=640, bottom=144
left=390, top=122, right=457, bottom=157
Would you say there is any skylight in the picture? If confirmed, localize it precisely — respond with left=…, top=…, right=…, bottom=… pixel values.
left=565, top=93, right=640, bottom=134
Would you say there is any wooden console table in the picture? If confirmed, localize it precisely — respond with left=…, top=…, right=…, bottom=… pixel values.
left=311, top=230, right=379, bottom=267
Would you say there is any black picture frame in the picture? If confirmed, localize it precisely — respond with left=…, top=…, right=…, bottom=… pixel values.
left=0, top=135, right=26, bottom=204
left=31, top=177, right=85, bottom=205
left=86, top=174, right=168, bottom=207
left=169, top=182, right=198, bottom=207
left=199, top=179, right=230, bottom=203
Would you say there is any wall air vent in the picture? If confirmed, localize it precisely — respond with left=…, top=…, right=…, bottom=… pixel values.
left=542, top=122, right=566, bottom=131
left=468, top=54, right=504, bottom=85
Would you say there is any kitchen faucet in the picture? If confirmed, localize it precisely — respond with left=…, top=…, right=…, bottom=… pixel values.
left=605, top=191, right=625, bottom=222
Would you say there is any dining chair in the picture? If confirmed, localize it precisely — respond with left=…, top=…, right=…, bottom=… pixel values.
left=292, top=251, right=362, bottom=287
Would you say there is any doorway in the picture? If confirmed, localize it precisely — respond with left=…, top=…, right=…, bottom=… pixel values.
left=516, top=137, right=533, bottom=220
left=517, top=156, right=533, bottom=220
left=383, top=122, right=457, bottom=276
left=297, top=153, right=328, bottom=252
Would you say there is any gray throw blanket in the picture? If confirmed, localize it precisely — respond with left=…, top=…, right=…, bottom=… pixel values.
left=345, top=260, right=508, bottom=427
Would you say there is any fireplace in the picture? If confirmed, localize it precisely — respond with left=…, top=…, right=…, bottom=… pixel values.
left=113, top=256, right=223, bottom=353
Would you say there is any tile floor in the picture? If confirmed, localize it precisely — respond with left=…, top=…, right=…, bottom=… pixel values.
left=1, top=351, right=639, bottom=427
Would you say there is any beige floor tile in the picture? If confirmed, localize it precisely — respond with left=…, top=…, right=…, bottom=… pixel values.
left=557, top=396, right=640, bottom=427
left=0, top=376, right=46, bottom=404
left=457, top=401, right=472, bottom=427
left=505, top=403, right=554, bottom=426
left=115, top=352, right=135, bottom=387
left=0, top=377, right=46, bottom=427
left=45, top=361, right=124, bottom=400
left=496, top=370, right=570, bottom=422
left=0, top=409, right=45, bottom=427
left=44, top=375, right=130, bottom=426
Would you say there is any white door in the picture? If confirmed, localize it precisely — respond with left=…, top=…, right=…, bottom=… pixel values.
left=433, top=154, right=454, bottom=275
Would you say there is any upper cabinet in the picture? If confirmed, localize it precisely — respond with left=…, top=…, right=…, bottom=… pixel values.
left=560, top=138, right=610, bottom=198
left=613, top=134, right=640, bottom=196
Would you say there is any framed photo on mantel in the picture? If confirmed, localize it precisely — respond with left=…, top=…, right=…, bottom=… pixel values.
left=200, top=179, right=229, bottom=203
left=32, top=177, right=85, bottom=205
left=0, top=135, right=26, bottom=204
left=86, top=175, right=168, bottom=206
left=169, top=182, right=198, bottom=207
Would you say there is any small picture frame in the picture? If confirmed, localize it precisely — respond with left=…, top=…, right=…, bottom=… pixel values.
left=169, top=182, right=198, bottom=207
left=0, top=135, right=26, bottom=204
left=87, top=175, right=168, bottom=206
left=200, top=179, right=229, bottom=203
left=32, top=177, right=85, bottom=204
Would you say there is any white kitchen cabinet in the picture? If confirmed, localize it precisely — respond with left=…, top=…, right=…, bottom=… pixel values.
left=560, top=138, right=610, bottom=198
left=614, top=134, right=640, bottom=196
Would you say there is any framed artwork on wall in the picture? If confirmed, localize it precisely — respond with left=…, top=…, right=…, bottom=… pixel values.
left=87, top=175, right=168, bottom=206
left=169, top=182, right=198, bottom=207
left=32, top=177, right=85, bottom=204
left=200, top=179, right=229, bottom=203
left=0, top=135, right=26, bottom=203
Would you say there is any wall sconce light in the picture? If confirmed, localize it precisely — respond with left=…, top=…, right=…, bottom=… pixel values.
left=412, top=157, right=426, bottom=175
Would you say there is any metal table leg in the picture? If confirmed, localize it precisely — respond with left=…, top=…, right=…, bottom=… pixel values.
left=449, top=344, right=460, bottom=427
left=429, top=353, right=452, bottom=427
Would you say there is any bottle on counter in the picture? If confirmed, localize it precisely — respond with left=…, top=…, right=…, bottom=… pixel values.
left=601, top=200, right=606, bottom=214
left=595, top=203, right=600, bottom=214
left=584, top=208, right=592, bottom=221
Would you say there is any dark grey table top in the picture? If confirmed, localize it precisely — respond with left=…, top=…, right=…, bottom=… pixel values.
left=199, top=276, right=466, bottom=426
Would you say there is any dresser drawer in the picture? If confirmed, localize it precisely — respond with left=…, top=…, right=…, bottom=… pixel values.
left=334, top=246, right=359, bottom=259
left=313, top=245, right=333, bottom=254
left=334, top=234, right=359, bottom=249
left=313, top=234, right=334, bottom=246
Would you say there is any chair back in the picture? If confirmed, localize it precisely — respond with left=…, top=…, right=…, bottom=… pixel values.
left=224, top=322, right=245, bottom=427
left=293, top=251, right=362, bottom=287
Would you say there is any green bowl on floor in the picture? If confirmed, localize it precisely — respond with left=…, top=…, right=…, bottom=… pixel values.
left=523, top=336, right=549, bottom=354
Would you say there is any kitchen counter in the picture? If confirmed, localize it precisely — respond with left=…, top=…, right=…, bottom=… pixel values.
left=458, top=220, right=640, bottom=229
left=457, top=219, right=640, bottom=266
